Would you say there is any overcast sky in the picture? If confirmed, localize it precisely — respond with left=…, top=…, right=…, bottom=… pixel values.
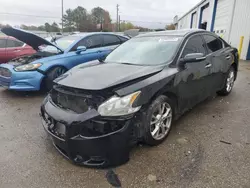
left=0, top=0, right=200, bottom=29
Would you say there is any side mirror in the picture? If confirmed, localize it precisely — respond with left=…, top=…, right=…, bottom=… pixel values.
left=99, top=55, right=107, bottom=63
left=180, top=53, right=206, bottom=64
left=76, top=46, right=87, bottom=54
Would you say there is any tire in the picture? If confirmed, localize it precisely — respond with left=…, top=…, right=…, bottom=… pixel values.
left=143, top=95, right=174, bottom=146
left=44, top=66, right=67, bottom=91
left=217, top=66, right=235, bottom=96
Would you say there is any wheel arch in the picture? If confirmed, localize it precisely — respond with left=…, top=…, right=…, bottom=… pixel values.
left=40, top=65, right=68, bottom=90
left=148, top=89, right=179, bottom=116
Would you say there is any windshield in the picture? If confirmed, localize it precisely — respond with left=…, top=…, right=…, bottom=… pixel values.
left=41, top=36, right=80, bottom=53
left=105, top=36, right=182, bottom=65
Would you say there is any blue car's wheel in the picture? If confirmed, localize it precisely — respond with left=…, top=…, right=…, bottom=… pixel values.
left=44, top=66, right=67, bottom=91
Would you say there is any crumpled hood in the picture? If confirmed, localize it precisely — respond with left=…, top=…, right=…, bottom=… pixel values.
left=56, top=61, right=164, bottom=90
left=1, top=27, right=63, bottom=52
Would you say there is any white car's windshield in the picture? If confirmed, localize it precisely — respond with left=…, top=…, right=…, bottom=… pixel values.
left=41, top=36, right=80, bottom=53
left=105, top=36, right=182, bottom=65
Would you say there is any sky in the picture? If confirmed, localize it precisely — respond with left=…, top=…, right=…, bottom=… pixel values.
left=0, top=0, right=201, bottom=29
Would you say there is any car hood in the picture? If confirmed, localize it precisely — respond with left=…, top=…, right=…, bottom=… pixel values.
left=56, top=61, right=164, bottom=91
left=1, top=27, right=63, bottom=52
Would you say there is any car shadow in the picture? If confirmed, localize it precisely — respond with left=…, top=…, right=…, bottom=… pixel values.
left=0, top=88, right=48, bottom=98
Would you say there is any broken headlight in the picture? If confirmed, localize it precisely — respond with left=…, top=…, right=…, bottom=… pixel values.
left=98, top=91, right=141, bottom=116
left=14, top=63, right=42, bottom=72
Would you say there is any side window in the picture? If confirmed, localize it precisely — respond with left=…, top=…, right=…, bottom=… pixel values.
left=14, top=40, right=24, bottom=47
left=203, top=35, right=223, bottom=53
left=6, top=39, right=16, bottom=48
left=80, top=35, right=103, bottom=49
left=103, top=35, right=121, bottom=46
left=0, top=39, right=6, bottom=48
left=182, top=35, right=206, bottom=58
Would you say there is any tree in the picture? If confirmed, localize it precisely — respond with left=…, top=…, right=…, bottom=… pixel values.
left=91, top=7, right=112, bottom=31
left=50, top=22, right=60, bottom=32
left=166, top=24, right=175, bottom=30
left=119, top=22, right=135, bottom=31
left=37, top=25, right=45, bottom=31
left=63, top=6, right=88, bottom=32
left=45, top=22, right=51, bottom=32
left=73, top=6, right=88, bottom=31
left=63, top=9, right=75, bottom=32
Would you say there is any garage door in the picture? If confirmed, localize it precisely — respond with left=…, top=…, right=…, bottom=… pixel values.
left=214, top=0, right=234, bottom=39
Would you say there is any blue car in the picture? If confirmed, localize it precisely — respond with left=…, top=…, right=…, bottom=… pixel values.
left=0, top=28, right=128, bottom=91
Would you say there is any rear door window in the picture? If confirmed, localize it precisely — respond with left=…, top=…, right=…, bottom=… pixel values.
left=80, top=35, right=103, bottom=49
left=203, top=35, right=223, bottom=53
left=103, top=35, right=121, bottom=46
left=7, top=39, right=24, bottom=48
left=181, top=35, right=206, bottom=58
left=0, top=39, right=6, bottom=48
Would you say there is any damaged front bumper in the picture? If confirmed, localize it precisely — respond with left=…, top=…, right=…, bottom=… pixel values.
left=40, top=96, right=134, bottom=168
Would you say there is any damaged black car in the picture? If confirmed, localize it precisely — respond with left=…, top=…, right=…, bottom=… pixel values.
left=40, top=29, right=238, bottom=168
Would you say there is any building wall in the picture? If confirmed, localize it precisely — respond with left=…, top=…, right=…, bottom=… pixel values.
left=177, top=0, right=250, bottom=60
left=229, top=0, right=250, bottom=60
left=177, top=0, right=215, bottom=31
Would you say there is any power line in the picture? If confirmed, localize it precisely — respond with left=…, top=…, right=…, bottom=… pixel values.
left=0, top=12, right=60, bottom=19
left=121, top=20, right=171, bottom=24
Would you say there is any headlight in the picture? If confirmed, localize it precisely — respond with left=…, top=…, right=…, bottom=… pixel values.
left=98, top=91, right=141, bottom=116
left=14, top=63, right=42, bottom=71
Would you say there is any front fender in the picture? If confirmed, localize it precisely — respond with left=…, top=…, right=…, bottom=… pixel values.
left=115, top=68, right=179, bottom=107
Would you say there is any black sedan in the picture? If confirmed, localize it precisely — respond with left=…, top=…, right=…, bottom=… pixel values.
left=40, top=29, right=238, bottom=168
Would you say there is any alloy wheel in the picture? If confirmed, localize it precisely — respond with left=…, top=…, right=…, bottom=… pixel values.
left=150, top=102, right=172, bottom=140
left=226, top=70, right=235, bottom=92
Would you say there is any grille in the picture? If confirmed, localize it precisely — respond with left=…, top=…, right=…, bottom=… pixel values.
left=0, top=67, right=11, bottom=77
left=50, top=86, right=105, bottom=114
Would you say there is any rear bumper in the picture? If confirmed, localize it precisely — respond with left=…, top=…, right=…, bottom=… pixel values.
left=0, top=67, right=44, bottom=91
left=40, top=97, right=133, bottom=168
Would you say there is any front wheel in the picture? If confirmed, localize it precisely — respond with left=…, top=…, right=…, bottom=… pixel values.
left=217, top=66, right=235, bottom=96
left=44, top=66, right=67, bottom=91
left=143, top=95, right=174, bottom=146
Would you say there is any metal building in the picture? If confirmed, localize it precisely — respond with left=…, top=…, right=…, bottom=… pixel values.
left=176, top=0, right=250, bottom=60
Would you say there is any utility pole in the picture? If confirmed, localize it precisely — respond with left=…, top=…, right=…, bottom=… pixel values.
left=61, top=0, right=64, bottom=33
left=116, top=4, right=119, bottom=32
left=118, top=15, right=121, bottom=32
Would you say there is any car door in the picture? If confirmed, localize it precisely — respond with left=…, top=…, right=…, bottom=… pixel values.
left=0, top=38, right=7, bottom=63
left=177, top=34, right=211, bottom=112
left=65, top=35, right=104, bottom=68
left=202, top=34, right=233, bottom=91
left=5, top=38, right=25, bottom=61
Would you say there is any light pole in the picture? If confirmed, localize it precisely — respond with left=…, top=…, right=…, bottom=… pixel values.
left=61, top=0, right=64, bottom=33
left=116, top=4, right=119, bottom=32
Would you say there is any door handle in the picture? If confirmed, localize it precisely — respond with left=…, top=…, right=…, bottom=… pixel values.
left=225, top=55, right=231, bottom=60
left=205, top=63, right=212, bottom=68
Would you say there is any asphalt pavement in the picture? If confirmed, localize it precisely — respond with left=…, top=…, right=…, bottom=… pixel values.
left=0, top=61, right=250, bottom=188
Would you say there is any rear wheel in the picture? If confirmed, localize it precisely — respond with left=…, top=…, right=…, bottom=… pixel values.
left=217, top=66, right=235, bottom=96
left=143, top=95, right=174, bottom=146
left=44, top=66, right=67, bottom=91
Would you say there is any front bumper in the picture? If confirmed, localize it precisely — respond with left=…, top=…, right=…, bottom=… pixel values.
left=0, top=64, right=44, bottom=91
left=40, top=97, right=133, bottom=168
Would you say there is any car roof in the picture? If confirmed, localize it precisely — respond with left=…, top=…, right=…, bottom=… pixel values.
left=72, top=32, right=128, bottom=38
left=137, top=29, right=206, bottom=38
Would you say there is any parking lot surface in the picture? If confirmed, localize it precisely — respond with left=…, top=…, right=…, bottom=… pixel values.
left=1, top=61, right=250, bottom=188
